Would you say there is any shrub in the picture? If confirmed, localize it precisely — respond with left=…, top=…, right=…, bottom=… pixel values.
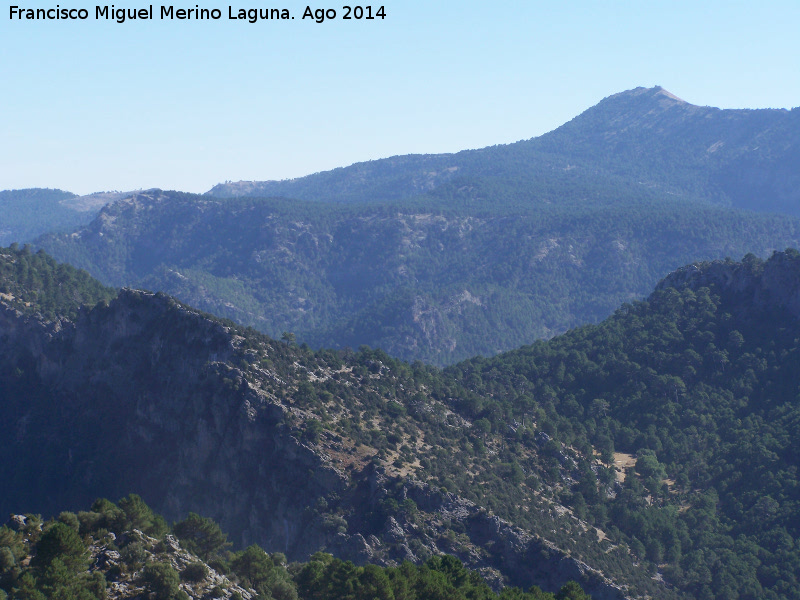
left=34, top=523, right=87, bottom=570
left=142, top=563, right=181, bottom=600
left=180, top=562, right=209, bottom=583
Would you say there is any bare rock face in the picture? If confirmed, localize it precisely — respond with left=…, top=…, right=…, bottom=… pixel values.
left=6, top=515, right=29, bottom=532
left=0, top=289, right=346, bottom=558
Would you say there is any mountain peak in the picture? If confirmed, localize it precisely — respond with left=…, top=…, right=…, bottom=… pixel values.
left=600, top=85, right=690, bottom=110
left=652, top=86, right=686, bottom=103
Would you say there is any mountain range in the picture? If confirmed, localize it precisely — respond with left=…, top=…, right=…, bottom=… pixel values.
left=2, top=86, right=800, bottom=600
left=33, top=188, right=800, bottom=366
left=18, top=87, right=798, bottom=364
left=207, top=87, right=800, bottom=215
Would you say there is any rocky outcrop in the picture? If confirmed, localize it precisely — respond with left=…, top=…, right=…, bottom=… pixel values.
left=342, top=467, right=629, bottom=599
left=4, top=516, right=254, bottom=600
left=656, top=249, right=800, bottom=318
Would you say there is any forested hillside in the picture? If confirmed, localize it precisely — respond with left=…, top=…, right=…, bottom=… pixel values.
left=36, top=190, right=800, bottom=365
left=0, top=189, right=87, bottom=246
left=3, top=247, right=800, bottom=598
left=208, top=87, right=800, bottom=216
left=528, top=87, right=800, bottom=215
left=448, top=250, right=800, bottom=599
left=0, top=244, right=116, bottom=320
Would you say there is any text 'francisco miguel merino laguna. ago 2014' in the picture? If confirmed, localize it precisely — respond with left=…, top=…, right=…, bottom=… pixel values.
left=8, top=5, right=386, bottom=23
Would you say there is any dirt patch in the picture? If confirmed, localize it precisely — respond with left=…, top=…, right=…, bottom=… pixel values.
left=596, top=528, right=606, bottom=542
left=613, top=452, right=637, bottom=482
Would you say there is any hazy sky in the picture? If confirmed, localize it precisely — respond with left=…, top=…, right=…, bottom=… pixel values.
left=2, top=0, right=798, bottom=195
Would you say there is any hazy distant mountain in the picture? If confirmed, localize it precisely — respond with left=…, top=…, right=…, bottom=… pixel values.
left=37, top=189, right=800, bottom=365
left=208, top=86, right=800, bottom=215
left=0, top=188, right=144, bottom=246
left=60, top=189, right=147, bottom=212
left=32, top=87, right=800, bottom=364
left=530, top=86, right=800, bottom=214
left=0, top=188, right=83, bottom=245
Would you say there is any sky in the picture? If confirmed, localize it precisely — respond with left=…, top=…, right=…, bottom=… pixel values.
left=1, top=0, right=798, bottom=195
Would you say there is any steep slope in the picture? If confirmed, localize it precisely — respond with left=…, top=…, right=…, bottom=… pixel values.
left=6, top=247, right=800, bottom=598
left=37, top=189, right=800, bottom=364
left=207, top=86, right=800, bottom=216
left=448, top=249, right=800, bottom=599
left=0, top=248, right=664, bottom=599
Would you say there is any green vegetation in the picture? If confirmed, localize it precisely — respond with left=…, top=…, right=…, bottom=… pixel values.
left=173, top=513, right=231, bottom=560
left=36, top=189, right=800, bottom=365
left=0, top=244, right=116, bottom=320
left=0, top=189, right=89, bottom=246
left=0, top=497, right=585, bottom=600
left=3, top=247, right=800, bottom=599
left=294, top=553, right=582, bottom=600
left=445, top=250, right=800, bottom=599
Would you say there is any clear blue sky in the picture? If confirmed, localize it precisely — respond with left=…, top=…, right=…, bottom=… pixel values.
left=1, top=0, right=798, bottom=195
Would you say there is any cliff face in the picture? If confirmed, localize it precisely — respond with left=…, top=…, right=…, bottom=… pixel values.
left=0, top=289, right=346, bottom=557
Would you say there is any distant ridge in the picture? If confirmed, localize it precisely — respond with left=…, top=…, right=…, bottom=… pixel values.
left=207, top=86, right=800, bottom=216
left=37, top=188, right=800, bottom=365
left=0, top=188, right=148, bottom=245
left=60, top=189, right=148, bottom=212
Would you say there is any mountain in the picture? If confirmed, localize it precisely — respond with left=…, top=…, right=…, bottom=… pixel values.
left=447, top=249, right=800, bottom=600
left=530, top=87, right=800, bottom=215
left=37, top=188, right=800, bottom=365
left=0, top=189, right=85, bottom=246
left=37, top=87, right=800, bottom=365
left=0, top=245, right=662, bottom=599
left=0, top=188, right=137, bottom=247
left=4, top=246, right=800, bottom=599
left=208, top=87, right=800, bottom=216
